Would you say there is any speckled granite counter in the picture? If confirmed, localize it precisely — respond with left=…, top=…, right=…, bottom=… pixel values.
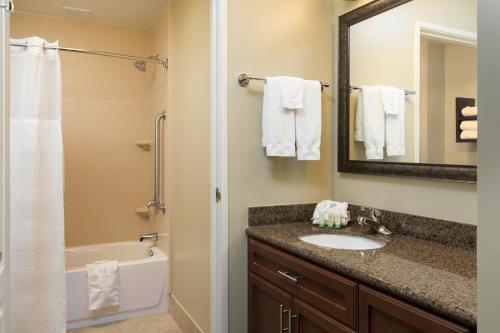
left=246, top=222, right=477, bottom=327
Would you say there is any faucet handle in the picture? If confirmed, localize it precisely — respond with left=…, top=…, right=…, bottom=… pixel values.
left=360, top=207, right=381, bottom=221
left=371, top=209, right=381, bottom=219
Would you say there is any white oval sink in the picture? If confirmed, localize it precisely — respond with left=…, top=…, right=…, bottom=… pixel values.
left=299, top=234, right=385, bottom=250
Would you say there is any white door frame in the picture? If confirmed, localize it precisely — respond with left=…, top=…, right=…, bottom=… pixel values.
left=414, top=21, right=477, bottom=163
left=210, top=0, right=228, bottom=332
left=0, top=2, right=10, bottom=331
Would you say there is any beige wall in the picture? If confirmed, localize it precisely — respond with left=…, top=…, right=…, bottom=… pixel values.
left=421, top=41, right=446, bottom=163
left=444, top=43, right=477, bottom=165
left=227, top=1, right=335, bottom=332
left=11, top=12, right=154, bottom=246
left=334, top=0, right=477, bottom=225
left=148, top=6, right=171, bottom=294
left=168, top=0, right=211, bottom=331
left=420, top=41, right=477, bottom=165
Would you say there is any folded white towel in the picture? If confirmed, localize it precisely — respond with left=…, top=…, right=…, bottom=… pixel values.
left=86, top=260, right=119, bottom=311
left=296, top=80, right=321, bottom=160
left=262, top=77, right=296, bottom=156
left=380, top=86, right=406, bottom=156
left=354, top=86, right=385, bottom=159
left=312, top=200, right=350, bottom=226
left=460, top=120, right=477, bottom=131
left=460, top=130, right=477, bottom=140
left=279, top=76, right=304, bottom=109
left=462, top=106, right=477, bottom=117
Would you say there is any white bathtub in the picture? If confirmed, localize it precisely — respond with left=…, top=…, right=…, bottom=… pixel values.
left=65, top=241, right=169, bottom=329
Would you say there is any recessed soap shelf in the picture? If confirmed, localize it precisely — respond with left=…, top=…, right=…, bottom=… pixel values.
left=136, top=141, right=152, bottom=151
left=136, top=207, right=150, bottom=218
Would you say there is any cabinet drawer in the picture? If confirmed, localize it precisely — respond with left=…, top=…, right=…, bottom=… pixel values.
left=359, top=284, right=471, bottom=333
left=248, top=239, right=358, bottom=329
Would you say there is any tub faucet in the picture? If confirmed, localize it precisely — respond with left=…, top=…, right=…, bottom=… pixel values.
left=356, top=207, right=392, bottom=235
left=139, top=232, right=159, bottom=242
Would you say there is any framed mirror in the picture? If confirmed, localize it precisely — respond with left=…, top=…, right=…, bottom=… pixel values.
left=338, top=0, right=477, bottom=182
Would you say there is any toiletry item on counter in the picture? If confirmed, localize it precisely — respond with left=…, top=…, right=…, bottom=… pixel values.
left=312, top=200, right=350, bottom=227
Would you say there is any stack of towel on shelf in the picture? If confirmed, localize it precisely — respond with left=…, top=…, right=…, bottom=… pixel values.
left=460, top=106, right=477, bottom=140
left=262, top=76, right=322, bottom=160
left=354, top=86, right=406, bottom=160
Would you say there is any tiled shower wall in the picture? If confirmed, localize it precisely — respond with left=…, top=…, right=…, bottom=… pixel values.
left=11, top=10, right=170, bottom=247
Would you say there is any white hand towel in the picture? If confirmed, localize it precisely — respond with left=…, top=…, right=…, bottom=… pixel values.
left=312, top=200, right=350, bottom=226
left=462, top=106, right=477, bottom=117
left=262, top=77, right=296, bottom=156
left=354, top=86, right=385, bottom=159
left=278, top=76, right=304, bottom=109
left=380, top=86, right=406, bottom=156
left=460, top=130, right=477, bottom=140
left=296, top=80, right=321, bottom=160
left=86, top=260, right=119, bottom=311
left=460, top=120, right=477, bottom=131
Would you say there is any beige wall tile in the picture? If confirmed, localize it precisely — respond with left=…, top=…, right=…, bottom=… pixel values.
left=11, top=12, right=156, bottom=246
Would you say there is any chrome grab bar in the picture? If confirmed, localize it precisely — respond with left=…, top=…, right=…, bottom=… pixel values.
left=148, top=111, right=167, bottom=213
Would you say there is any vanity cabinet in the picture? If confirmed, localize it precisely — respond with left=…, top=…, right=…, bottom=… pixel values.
left=358, top=285, right=470, bottom=333
left=248, top=238, right=472, bottom=333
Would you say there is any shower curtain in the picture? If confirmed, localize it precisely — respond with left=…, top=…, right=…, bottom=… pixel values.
left=10, top=37, right=66, bottom=333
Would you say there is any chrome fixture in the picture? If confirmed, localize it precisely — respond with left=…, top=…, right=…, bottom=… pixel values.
left=0, top=0, right=13, bottom=12
left=356, top=207, right=393, bottom=235
left=10, top=41, right=168, bottom=71
left=350, top=85, right=416, bottom=96
left=237, top=73, right=330, bottom=90
left=139, top=232, right=159, bottom=242
left=148, top=111, right=167, bottom=214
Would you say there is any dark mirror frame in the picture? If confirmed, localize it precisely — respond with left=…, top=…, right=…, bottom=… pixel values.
left=337, top=0, right=477, bottom=183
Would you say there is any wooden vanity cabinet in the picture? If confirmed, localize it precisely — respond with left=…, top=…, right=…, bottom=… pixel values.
left=358, top=285, right=470, bottom=333
left=248, top=238, right=472, bottom=333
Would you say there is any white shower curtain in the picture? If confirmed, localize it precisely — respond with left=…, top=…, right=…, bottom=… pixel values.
left=10, top=37, right=66, bottom=333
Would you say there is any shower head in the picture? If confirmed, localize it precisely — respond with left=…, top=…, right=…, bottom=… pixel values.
left=134, top=61, right=147, bottom=72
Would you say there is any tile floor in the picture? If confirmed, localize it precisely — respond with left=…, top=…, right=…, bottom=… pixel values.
left=67, top=313, right=183, bottom=333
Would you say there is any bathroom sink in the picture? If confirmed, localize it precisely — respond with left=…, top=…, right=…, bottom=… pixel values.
left=299, top=234, right=385, bottom=250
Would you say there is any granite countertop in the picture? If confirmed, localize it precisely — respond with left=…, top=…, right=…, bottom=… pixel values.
left=246, top=222, right=477, bottom=327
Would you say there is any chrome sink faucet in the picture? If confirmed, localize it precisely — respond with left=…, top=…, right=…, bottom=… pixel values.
left=356, top=207, right=392, bottom=235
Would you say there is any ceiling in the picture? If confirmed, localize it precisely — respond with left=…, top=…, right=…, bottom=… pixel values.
left=13, top=0, right=168, bottom=28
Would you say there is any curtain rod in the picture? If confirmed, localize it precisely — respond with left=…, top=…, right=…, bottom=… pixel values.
left=10, top=42, right=168, bottom=71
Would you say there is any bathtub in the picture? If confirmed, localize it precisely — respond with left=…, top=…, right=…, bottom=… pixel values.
left=65, top=241, right=169, bottom=329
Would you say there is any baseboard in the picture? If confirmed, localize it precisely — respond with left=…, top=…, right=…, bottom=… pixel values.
left=170, top=295, right=205, bottom=333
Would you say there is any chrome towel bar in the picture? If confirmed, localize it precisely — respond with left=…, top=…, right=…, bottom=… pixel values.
left=238, top=73, right=330, bottom=89
left=350, top=85, right=416, bottom=96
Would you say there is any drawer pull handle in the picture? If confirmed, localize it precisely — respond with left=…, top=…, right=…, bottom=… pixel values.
left=278, top=270, right=301, bottom=283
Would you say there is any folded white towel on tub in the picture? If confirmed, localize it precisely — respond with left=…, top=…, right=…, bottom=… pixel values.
left=86, top=260, right=119, bottom=311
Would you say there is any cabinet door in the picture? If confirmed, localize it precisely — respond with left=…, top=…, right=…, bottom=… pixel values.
left=249, top=272, right=293, bottom=333
left=359, top=285, right=470, bottom=333
left=292, top=298, right=355, bottom=333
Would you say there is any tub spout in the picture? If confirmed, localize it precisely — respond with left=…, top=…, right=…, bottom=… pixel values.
left=139, top=232, right=159, bottom=242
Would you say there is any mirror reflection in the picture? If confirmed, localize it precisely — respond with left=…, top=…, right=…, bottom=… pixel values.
left=348, top=0, right=477, bottom=166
